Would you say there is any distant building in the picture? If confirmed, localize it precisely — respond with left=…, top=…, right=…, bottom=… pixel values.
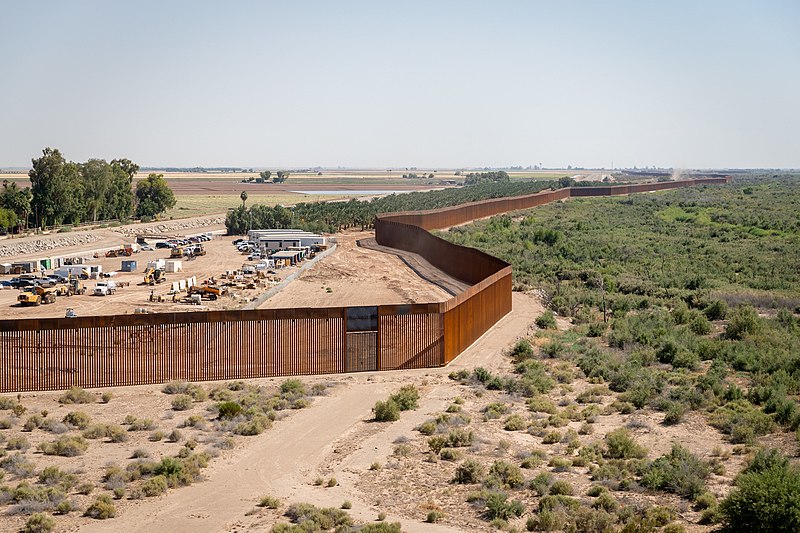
left=247, top=229, right=326, bottom=250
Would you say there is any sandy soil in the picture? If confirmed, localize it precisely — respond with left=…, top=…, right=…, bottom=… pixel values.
left=259, top=231, right=455, bottom=309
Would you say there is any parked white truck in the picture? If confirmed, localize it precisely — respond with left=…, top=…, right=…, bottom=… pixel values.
left=93, top=281, right=117, bottom=296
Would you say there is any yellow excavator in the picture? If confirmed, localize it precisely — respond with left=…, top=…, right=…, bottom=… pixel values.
left=143, top=267, right=166, bottom=285
left=170, top=247, right=184, bottom=259
left=18, top=285, right=56, bottom=306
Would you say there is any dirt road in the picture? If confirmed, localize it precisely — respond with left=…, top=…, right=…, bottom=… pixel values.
left=79, top=292, right=543, bottom=532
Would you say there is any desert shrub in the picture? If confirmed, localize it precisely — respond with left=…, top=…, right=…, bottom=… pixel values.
left=128, top=418, right=156, bottom=431
left=24, top=512, right=56, bottom=533
left=168, top=429, right=182, bottom=442
left=549, top=479, right=573, bottom=496
left=279, top=378, right=306, bottom=397
left=511, top=339, right=534, bottom=361
left=217, top=401, right=243, bottom=419
left=504, top=414, right=527, bottom=431
left=529, top=471, right=553, bottom=496
left=258, top=495, right=281, bottom=509
left=281, top=502, right=353, bottom=529
left=107, top=425, right=128, bottom=443
left=233, top=415, right=271, bottom=436
left=428, top=436, right=448, bottom=454
left=171, top=395, right=193, bottom=411
left=542, top=431, right=561, bottom=444
left=38, top=466, right=78, bottom=491
left=39, top=436, right=88, bottom=457
left=0, top=397, right=16, bottom=410
left=640, top=444, right=710, bottom=499
left=389, top=385, right=419, bottom=411
left=149, top=430, right=165, bottom=442
left=58, top=387, right=94, bottom=404
left=690, top=313, right=712, bottom=335
left=604, top=428, right=647, bottom=459
left=23, top=414, right=43, bottom=431
left=486, top=460, right=524, bottom=489
left=704, top=300, right=728, bottom=320
left=426, top=509, right=443, bottom=523
left=62, top=411, right=90, bottom=429
left=527, top=396, right=557, bottom=414
left=101, top=392, right=113, bottom=403
left=76, top=482, right=95, bottom=495
left=327, top=477, right=337, bottom=487
left=141, top=475, right=168, bottom=497
left=84, top=494, right=115, bottom=519
left=484, top=402, right=510, bottom=420
left=446, top=428, right=474, bottom=447
left=417, top=420, right=436, bottom=435
left=719, top=449, right=800, bottom=532
left=373, top=399, right=400, bottom=422
left=341, top=500, right=352, bottom=509
left=724, top=305, right=761, bottom=340
left=484, top=491, right=524, bottom=520
left=454, top=459, right=486, bottom=484
left=536, top=311, right=558, bottom=330
left=39, top=418, right=69, bottom=434
left=709, top=400, right=774, bottom=443
left=7, top=436, right=30, bottom=451
left=663, top=402, right=686, bottom=425
left=440, top=448, right=463, bottom=461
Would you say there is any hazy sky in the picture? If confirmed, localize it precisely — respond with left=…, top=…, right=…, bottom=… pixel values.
left=1, top=1, right=798, bottom=169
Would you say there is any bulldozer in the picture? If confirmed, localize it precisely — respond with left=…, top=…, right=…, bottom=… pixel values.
left=143, top=267, right=166, bottom=286
left=170, top=247, right=184, bottom=259
left=187, top=285, right=226, bottom=301
left=68, top=276, right=87, bottom=295
left=105, top=248, right=132, bottom=258
left=18, top=285, right=56, bottom=306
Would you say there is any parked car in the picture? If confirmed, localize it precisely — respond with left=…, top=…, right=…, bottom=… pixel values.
left=248, top=252, right=262, bottom=261
left=232, top=238, right=244, bottom=245
left=155, top=242, right=172, bottom=249
left=140, top=245, right=153, bottom=251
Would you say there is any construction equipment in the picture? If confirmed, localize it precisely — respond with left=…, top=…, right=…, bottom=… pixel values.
left=187, top=285, right=227, bottom=301
left=143, top=267, right=166, bottom=285
left=69, top=276, right=87, bottom=295
left=170, top=247, right=184, bottom=259
left=105, top=248, right=132, bottom=258
left=17, top=286, right=56, bottom=306
left=190, top=244, right=206, bottom=257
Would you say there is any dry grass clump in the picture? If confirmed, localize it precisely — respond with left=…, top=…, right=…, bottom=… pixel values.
left=58, top=387, right=95, bottom=405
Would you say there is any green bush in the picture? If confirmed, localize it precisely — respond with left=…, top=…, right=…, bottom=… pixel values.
left=511, top=339, right=534, bottom=361
left=724, top=305, right=761, bottom=340
left=604, top=428, right=647, bottom=459
left=536, top=311, right=557, bottom=329
left=84, top=494, right=116, bottom=519
left=720, top=450, right=800, bottom=532
left=389, top=385, right=419, bottom=411
left=141, top=475, right=168, bottom=497
left=171, top=395, right=193, bottom=411
left=217, top=401, right=243, bottom=420
left=453, top=459, right=486, bottom=484
left=58, top=387, right=95, bottom=404
left=62, top=411, right=91, bottom=429
left=549, top=480, right=574, bottom=496
left=503, top=414, right=527, bottom=431
left=39, top=435, right=88, bottom=456
left=258, top=495, right=281, bottom=509
left=24, top=513, right=56, bottom=533
left=640, top=444, right=710, bottom=499
left=280, top=378, right=306, bottom=396
left=484, top=491, right=525, bottom=520
left=487, top=460, right=524, bottom=489
left=373, top=399, right=400, bottom=422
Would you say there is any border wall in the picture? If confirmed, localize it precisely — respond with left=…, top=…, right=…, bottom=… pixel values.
left=0, top=177, right=730, bottom=392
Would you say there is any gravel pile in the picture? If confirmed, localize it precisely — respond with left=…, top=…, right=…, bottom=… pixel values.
left=112, top=216, right=225, bottom=237
left=0, top=234, right=102, bottom=258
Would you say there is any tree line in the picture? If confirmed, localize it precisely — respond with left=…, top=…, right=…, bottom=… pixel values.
left=0, top=148, right=176, bottom=232
left=225, top=179, right=577, bottom=234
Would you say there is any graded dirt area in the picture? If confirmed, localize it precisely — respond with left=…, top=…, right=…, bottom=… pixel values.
left=0, top=235, right=274, bottom=319
left=259, top=231, right=459, bottom=309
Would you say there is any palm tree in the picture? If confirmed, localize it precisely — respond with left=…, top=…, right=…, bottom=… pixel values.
left=240, top=190, right=248, bottom=208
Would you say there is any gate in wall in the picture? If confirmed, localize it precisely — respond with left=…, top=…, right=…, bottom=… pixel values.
left=345, top=306, right=377, bottom=372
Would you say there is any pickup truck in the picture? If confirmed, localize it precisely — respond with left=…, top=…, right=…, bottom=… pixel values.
left=93, top=281, right=117, bottom=296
